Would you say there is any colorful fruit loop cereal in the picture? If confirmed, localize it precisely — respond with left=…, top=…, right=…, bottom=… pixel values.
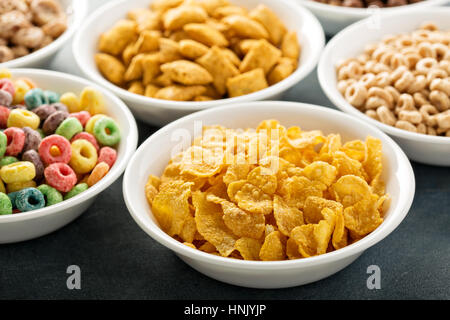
left=0, top=69, right=120, bottom=215
left=336, top=22, right=450, bottom=136
left=145, top=120, right=390, bottom=260
left=95, top=0, right=301, bottom=101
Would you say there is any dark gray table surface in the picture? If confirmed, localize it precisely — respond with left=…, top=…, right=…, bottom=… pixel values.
left=1, top=0, right=449, bottom=300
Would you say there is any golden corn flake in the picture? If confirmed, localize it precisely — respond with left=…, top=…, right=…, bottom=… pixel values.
left=147, top=120, right=389, bottom=261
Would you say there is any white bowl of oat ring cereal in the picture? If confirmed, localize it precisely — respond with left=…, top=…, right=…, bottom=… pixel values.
left=318, top=8, right=450, bottom=166
left=296, top=0, right=450, bottom=36
left=0, top=0, right=88, bottom=68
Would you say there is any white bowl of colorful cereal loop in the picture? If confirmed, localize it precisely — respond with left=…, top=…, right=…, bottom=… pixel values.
left=318, top=8, right=450, bottom=166
left=0, top=69, right=138, bottom=244
left=72, top=0, right=325, bottom=126
left=123, top=101, right=415, bottom=288
left=295, top=0, right=450, bottom=36
left=0, top=0, right=88, bottom=68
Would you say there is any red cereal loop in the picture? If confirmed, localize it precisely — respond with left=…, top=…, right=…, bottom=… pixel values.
left=39, top=134, right=72, bottom=165
left=98, top=146, right=117, bottom=168
left=0, top=79, right=15, bottom=97
left=44, top=163, right=77, bottom=193
left=4, top=127, right=25, bottom=156
left=69, top=111, right=91, bottom=127
left=70, top=132, right=100, bottom=152
left=0, top=106, right=10, bottom=128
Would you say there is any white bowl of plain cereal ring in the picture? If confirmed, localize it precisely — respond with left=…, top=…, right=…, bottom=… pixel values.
left=123, top=101, right=415, bottom=288
left=318, top=8, right=450, bottom=166
left=0, top=69, right=138, bottom=243
left=296, top=0, right=449, bottom=35
left=72, top=0, right=325, bottom=126
left=0, top=0, right=88, bottom=68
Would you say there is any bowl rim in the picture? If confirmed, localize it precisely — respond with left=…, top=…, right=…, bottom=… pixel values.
left=0, top=68, right=139, bottom=223
left=72, top=0, right=325, bottom=111
left=318, top=6, right=450, bottom=144
left=299, top=0, right=450, bottom=18
left=0, top=0, right=89, bottom=69
left=123, top=100, right=415, bottom=270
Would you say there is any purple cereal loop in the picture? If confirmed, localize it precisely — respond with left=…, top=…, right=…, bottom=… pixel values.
left=42, top=110, right=68, bottom=135
left=22, top=127, right=42, bottom=153
left=0, top=89, right=12, bottom=107
left=50, top=102, right=68, bottom=113
left=33, top=104, right=57, bottom=121
left=22, top=149, right=44, bottom=181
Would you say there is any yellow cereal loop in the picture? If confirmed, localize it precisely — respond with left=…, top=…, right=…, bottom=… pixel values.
left=80, top=87, right=105, bottom=115
left=12, top=79, right=32, bottom=104
left=0, top=161, right=36, bottom=184
left=69, top=139, right=98, bottom=174
left=7, top=180, right=37, bottom=193
left=0, top=69, right=11, bottom=79
left=7, top=109, right=40, bottom=129
left=85, top=114, right=107, bottom=134
left=60, top=92, right=81, bottom=113
left=0, top=179, right=5, bottom=194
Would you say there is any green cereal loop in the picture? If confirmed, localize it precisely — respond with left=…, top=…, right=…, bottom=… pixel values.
left=37, top=128, right=45, bottom=139
left=55, top=117, right=83, bottom=140
left=64, top=183, right=88, bottom=200
left=37, top=184, right=63, bottom=207
left=44, top=90, right=60, bottom=104
left=0, top=156, right=18, bottom=167
left=0, top=192, right=12, bottom=215
left=0, top=131, right=6, bottom=158
left=93, top=117, right=121, bottom=146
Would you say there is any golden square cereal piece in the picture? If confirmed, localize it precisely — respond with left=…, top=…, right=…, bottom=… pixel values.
left=222, top=14, right=269, bottom=40
left=207, top=194, right=265, bottom=239
left=268, top=57, right=296, bottom=85
left=183, top=23, right=229, bottom=47
left=236, top=39, right=259, bottom=56
left=158, top=38, right=182, bottom=63
left=259, top=231, right=286, bottom=261
left=205, top=18, right=229, bottom=33
left=239, top=39, right=282, bottom=74
left=163, top=5, right=208, bottom=30
left=154, top=85, right=206, bottom=101
left=179, top=39, right=209, bottom=59
left=212, top=5, right=247, bottom=19
left=168, top=30, right=190, bottom=41
left=196, top=0, right=230, bottom=15
left=99, top=20, right=138, bottom=56
left=249, top=4, right=287, bottom=46
left=160, top=60, right=213, bottom=85
left=234, top=237, right=261, bottom=261
left=196, top=46, right=239, bottom=95
left=220, top=48, right=240, bottom=67
left=144, top=84, right=160, bottom=97
left=151, top=0, right=184, bottom=13
left=127, top=8, right=161, bottom=32
left=142, top=53, right=161, bottom=85
left=226, top=68, right=268, bottom=98
left=122, top=43, right=137, bottom=66
left=133, top=30, right=161, bottom=54
left=281, top=31, right=301, bottom=61
left=273, top=195, right=304, bottom=237
left=95, top=53, right=125, bottom=85
left=128, top=81, right=145, bottom=95
left=124, top=53, right=145, bottom=82
left=151, top=180, right=193, bottom=238
left=192, top=191, right=237, bottom=257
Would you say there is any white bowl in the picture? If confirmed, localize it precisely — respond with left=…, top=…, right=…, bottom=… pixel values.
left=296, top=0, right=449, bottom=35
left=72, top=0, right=325, bottom=126
left=318, top=8, right=450, bottom=166
left=123, top=101, right=415, bottom=289
left=0, top=0, right=88, bottom=69
left=0, top=69, right=138, bottom=244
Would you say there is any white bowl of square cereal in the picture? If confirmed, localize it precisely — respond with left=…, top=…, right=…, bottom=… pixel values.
left=73, top=0, right=325, bottom=126
left=318, top=8, right=450, bottom=166
left=123, top=101, right=415, bottom=288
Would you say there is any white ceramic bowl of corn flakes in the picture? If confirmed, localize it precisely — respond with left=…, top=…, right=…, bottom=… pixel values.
left=0, top=0, right=88, bottom=69
left=295, top=0, right=449, bottom=36
left=123, top=101, right=415, bottom=288
left=0, top=69, right=138, bottom=244
left=72, top=0, right=325, bottom=126
left=318, top=8, right=450, bottom=166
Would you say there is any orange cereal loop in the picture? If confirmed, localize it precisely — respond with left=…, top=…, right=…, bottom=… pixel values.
left=87, top=162, right=110, bottom=187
